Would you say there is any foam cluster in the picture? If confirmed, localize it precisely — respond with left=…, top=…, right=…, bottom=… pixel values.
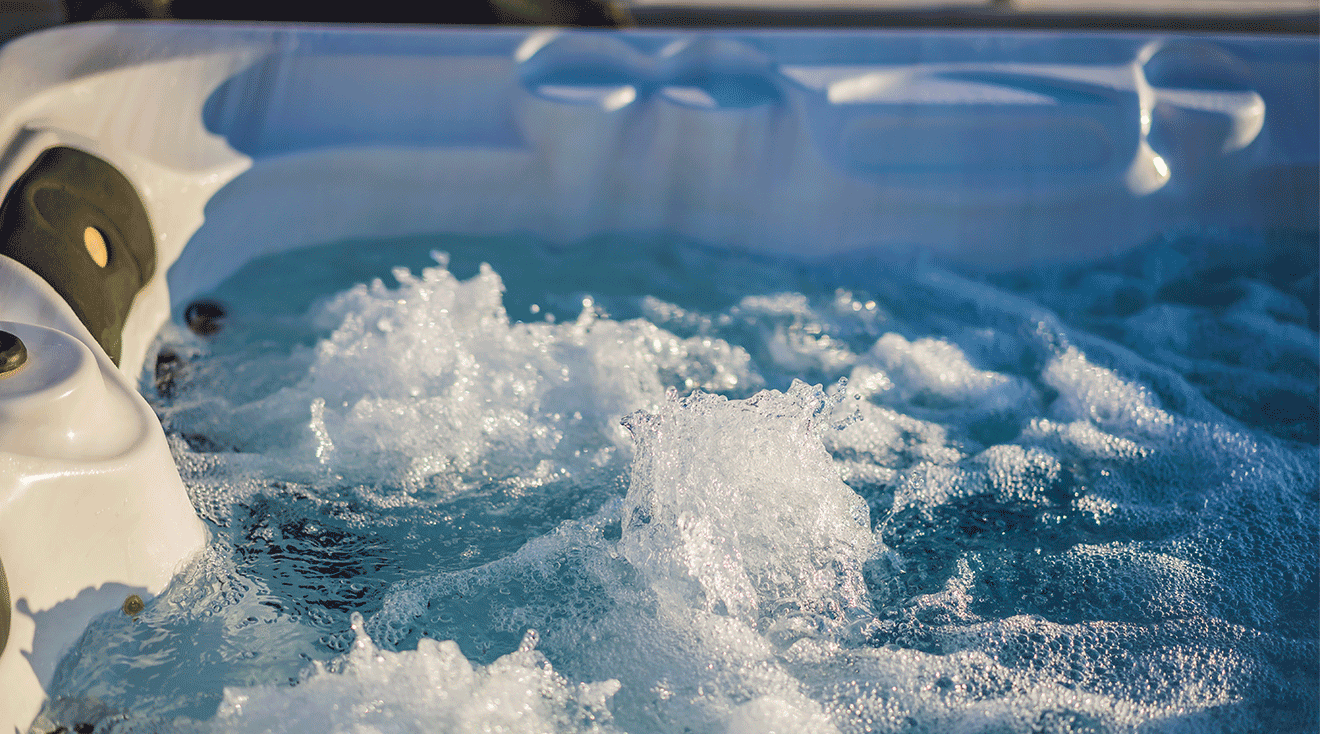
left=211, top=615, right=621, bottom=734
left=159, top=253, right=755, bottom=492
left=364, top=383, right=877, bottom=733
left=619, top=381, right=876, bottom=628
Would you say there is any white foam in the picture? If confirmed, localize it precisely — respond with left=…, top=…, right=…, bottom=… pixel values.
left=365, top=382, right=878, bottom=733
left=211, top=615, right=622, bottom=734
left=866, top=333, right=1036, bottom=414
left=162, top=255, right=757, bottom=492
left=731, top=293, right=858, bottom=376
left=1042, top=347, right=1174, bottom=436
left=620, top=381, right=877, bottom=627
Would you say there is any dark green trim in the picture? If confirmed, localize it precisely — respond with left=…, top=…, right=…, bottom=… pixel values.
left=0, top=147, right=157, bottom=366
left=0, top=553, right=9, bottom=658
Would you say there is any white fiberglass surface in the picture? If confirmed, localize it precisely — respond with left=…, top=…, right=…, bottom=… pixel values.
left=34, top=228, right=1318, bottom=733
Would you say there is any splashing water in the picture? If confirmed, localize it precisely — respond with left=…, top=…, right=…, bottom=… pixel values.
left=211, top=616, right=622, bottom=734
left=36, top=230, right=1317, bottom=734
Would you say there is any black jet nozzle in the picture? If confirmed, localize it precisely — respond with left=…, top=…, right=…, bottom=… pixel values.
left=0, top=330, right=27, bottom=376
left=184, top=301, right=227, bottom=336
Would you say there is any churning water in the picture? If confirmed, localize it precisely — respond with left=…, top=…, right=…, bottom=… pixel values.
left=36, top=229, right=1319, bottom=733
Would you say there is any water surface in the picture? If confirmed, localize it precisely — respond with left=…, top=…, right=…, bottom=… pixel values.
left=36, top=229, right=1318, bottom=734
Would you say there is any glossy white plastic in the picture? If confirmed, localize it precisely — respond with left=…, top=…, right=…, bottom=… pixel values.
left=0, top=262, right=206, bottom=732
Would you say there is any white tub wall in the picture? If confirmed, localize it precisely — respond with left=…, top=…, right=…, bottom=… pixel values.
left=0, top=22, right=271, bottom=377
left=1, top=24, right=1303, bottom=314
left=0, top=255, right=209, bottom=733
left=165, top=26, right=1316, bottom=307
left=0, top=25, right=246, bottom=730
left=3, top=25, right=1312, bottom=312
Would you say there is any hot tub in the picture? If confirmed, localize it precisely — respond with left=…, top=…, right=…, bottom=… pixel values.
left=0, top=22, right=1315, bottom=733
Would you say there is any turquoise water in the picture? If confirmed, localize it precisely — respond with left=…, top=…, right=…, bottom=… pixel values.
left=36, top=230, right=1318, bottom=733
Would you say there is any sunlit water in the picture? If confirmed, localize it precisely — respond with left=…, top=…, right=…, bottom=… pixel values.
left=37, top=229, right=1318, bottom=734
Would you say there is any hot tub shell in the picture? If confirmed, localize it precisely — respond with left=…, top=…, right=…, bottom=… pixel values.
left=0, top=21, right=1314, bottom=731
